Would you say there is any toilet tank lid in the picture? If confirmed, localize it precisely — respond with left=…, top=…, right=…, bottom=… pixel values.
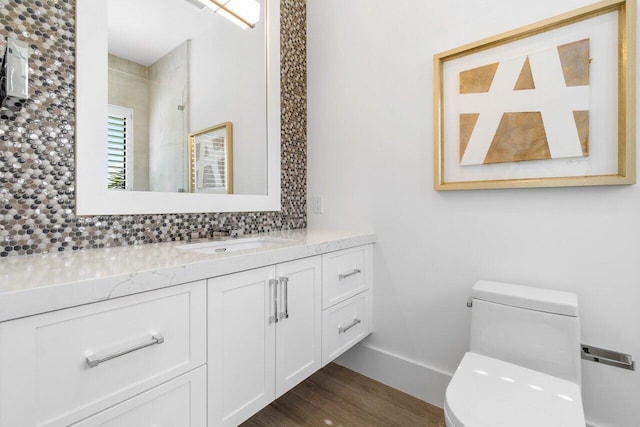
left=472, top=280, right=579, bottom=317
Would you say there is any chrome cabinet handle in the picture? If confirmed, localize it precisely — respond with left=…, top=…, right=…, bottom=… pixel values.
left=279, top=276, right=289, bottom=320
left=338, top=318, right=361, bottom=334
left=269, top=278, right=278, bottom=324
left=86, top=334, right=164, bottom=368
left=338, top=268, right=361, bottom=280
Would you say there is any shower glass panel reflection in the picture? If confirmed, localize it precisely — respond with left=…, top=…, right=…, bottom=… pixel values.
left=107, top=41, right=190, bottom=193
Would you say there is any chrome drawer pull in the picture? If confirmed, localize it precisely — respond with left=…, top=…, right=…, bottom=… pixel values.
left=86, top=334, right=165, bottom=368
left=338, top=268, right=361, bottom=280
left=338, top=318, right=361, bottom=334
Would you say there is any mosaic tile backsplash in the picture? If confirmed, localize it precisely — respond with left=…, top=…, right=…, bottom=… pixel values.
left=0, top=0, right=307, bottom=257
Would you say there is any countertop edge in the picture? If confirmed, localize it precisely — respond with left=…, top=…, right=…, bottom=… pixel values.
left=0, top=231, right=375, bottom=322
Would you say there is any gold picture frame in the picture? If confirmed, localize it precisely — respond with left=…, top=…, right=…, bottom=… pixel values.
left=188, top=122, right=234, bottom=194
left=433, top=0, right=636, bottom=190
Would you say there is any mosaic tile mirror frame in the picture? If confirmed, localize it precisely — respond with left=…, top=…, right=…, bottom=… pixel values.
left=0, top=0, right=307, bottom=257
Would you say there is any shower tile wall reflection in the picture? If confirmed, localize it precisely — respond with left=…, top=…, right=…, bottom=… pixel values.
left=0, top=0, right=307, bottom=257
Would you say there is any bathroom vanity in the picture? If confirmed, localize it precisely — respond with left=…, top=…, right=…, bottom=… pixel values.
left=0, top=230, right=374, bottom=426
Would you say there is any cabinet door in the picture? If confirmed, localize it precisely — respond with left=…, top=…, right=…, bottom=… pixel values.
left=71, top=367, right=206, bottom=427
left=275, top=256, right=322, bottom=398
left=208, top=266, right=276, bottom=427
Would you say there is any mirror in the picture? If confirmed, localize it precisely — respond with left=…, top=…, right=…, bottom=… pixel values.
left=75, top=0, right=281, bottom=215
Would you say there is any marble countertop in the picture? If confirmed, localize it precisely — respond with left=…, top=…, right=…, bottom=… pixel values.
left=0, top=229, right=375, bottom=322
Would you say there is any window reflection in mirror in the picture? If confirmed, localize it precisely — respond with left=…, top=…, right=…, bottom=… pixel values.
left=106, top=0, right=267, bottom=195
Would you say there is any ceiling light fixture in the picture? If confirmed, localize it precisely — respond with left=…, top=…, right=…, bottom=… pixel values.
left=198, top=0, right=261, bottom=29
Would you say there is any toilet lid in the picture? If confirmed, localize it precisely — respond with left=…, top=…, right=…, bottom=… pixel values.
left=445, top=352, right=585, bottom=427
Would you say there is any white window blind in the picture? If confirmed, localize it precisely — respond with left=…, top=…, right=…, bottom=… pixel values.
left=107, top=105, right=133, bottom=190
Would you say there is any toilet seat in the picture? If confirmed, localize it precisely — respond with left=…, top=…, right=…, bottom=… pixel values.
left=445, top=352, right=585, bottom=427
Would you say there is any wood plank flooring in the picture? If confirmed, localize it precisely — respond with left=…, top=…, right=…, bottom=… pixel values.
left=241, top=363, right=446, bottom=427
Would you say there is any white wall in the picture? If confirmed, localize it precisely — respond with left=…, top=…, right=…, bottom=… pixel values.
left=307, top=1, right=640, bottom=426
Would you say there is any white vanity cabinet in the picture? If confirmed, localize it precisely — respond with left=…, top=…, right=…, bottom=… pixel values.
left=208, top=256, right=322, bottom=427
left=0, top=232, right=375, bottom=427
left=0, top=281, right=207, bottom=427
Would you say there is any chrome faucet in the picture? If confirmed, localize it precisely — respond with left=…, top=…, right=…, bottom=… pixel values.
left=210, top=228, right=243, bottom=239
left=210, top=229, right=231, bottom=240
left=184, top=228, right=243, bottom=243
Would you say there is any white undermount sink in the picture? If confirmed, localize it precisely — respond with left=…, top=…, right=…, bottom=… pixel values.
left=176, top=236, right=295, bottom=255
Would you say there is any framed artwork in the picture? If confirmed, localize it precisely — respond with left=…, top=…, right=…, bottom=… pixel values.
left=188, top=122, right=234, bottom=194
left=433, top=0, right=636, bottom=190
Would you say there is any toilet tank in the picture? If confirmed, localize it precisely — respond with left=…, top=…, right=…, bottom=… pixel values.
left=469, top=280, right=581, bottom=385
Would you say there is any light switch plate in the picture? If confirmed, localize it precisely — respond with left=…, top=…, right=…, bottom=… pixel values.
left=310, top=195, right=324, bottom=214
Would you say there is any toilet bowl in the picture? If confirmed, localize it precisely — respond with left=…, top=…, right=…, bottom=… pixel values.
left=444, top=280, right=585, bottom=427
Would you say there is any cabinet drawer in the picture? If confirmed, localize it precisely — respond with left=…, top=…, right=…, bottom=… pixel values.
left=322, top=245, right=371, bottom=309
left=71, top=366, right=207, bottom=427
left=0, top=281, right=206, bottom=427
left=322, top=290, right=371, bottom=366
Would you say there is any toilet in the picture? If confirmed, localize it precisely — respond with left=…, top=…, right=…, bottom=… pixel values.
left=444, top=280, right=585, bottom=427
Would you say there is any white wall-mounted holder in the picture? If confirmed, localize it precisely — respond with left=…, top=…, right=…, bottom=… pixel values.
left=1, top=37, right=29, bottom=108
left=582, top=344, right=635, bottom=370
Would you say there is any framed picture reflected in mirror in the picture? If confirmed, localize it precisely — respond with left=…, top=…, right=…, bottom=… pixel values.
left=188, top=122, right=234, bottom=194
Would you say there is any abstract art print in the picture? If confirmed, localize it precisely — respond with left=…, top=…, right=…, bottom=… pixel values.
left=458, top=39, right=590, bottom=166
left=188, top=122, right=234, bottom=194
left=434, top=0, right=635, bottom=190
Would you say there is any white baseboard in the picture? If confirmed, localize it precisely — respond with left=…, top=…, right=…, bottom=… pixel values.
left=334, top=342, right=452, bottom=408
